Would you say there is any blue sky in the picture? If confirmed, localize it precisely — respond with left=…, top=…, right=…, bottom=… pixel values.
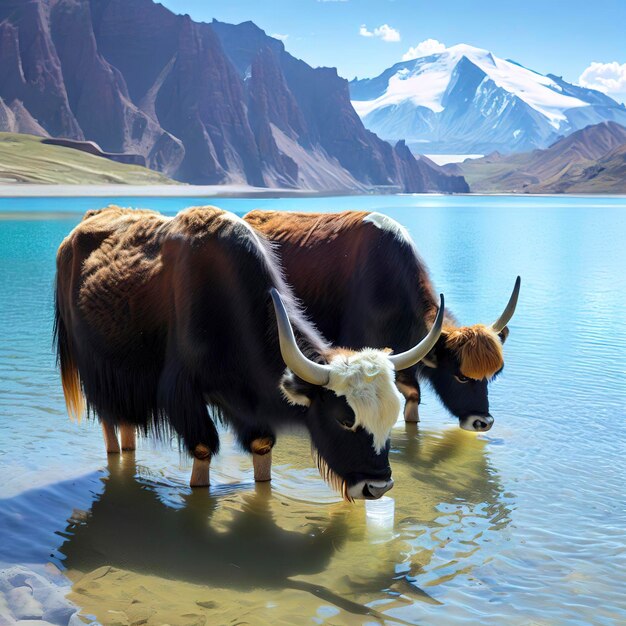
left=160, top=0, right=626, bottom=103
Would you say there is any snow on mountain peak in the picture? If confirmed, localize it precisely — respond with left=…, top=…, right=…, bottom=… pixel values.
left=445, top=43, right=495, bottom=64
left=352, top=43, right=588, bottom=129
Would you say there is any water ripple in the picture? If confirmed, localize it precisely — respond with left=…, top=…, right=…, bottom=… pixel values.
left=0, top=198, right=625, bottom=624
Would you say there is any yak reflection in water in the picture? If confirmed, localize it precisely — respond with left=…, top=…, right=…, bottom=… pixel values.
left=48, top=425, right=511, bottom=623
left=399, top=424, right=508, bottom=519
left=60, top=456, right=349, bottom=588
left=348, top=425, right=511, bottom=600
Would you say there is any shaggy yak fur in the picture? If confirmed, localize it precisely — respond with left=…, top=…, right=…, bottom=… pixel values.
left=244, top=209, right=510, bottom=427
left=54, top=205, right=401, bottom=495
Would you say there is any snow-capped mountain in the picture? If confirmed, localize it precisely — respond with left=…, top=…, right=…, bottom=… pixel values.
left=350, top=44, right=626, bottom=154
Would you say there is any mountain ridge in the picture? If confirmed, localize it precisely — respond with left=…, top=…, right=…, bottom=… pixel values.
left=0, top=0, right=467, bottom=192
left=350, top=44, right=626, bottom=155
left=447, top=121, right=626, bottom=193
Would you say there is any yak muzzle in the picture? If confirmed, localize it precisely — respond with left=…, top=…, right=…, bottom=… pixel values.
left=348, top=478, right=394, bottom=500
left=460, top=414, right=494, bottom=432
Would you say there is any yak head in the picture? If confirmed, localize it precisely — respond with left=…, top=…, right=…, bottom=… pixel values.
left=271, top=289, right=444, bottom=500
left=421, top=277, right=520, bottom=432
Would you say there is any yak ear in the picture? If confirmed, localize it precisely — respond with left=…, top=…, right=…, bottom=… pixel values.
left=498, top=326, right=510, bottom=345
left=280, top=370, right=313, bottom=407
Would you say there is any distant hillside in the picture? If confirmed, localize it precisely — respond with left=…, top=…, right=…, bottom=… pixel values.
left=541, top=142, right=626, bottom=193
left=0, top=0, right=467, bottom=193
left=448, top=122, right=626, bottom=193
left=0, top=133, right=174, bottom=184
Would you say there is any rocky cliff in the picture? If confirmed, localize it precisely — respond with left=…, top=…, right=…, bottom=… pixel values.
left=0, top=0, right=467, bottom=192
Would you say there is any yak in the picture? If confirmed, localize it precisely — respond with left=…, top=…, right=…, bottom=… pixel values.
left=54, top=206, right=444, bottom=500
left=244, top=210, right=520, bottom=433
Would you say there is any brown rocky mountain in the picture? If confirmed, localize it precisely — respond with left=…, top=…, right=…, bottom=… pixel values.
left=542, top=142, right=626, bottom=193
left=0, top=0, right=467, bottom=192
left=448, top=121, right=626, bottom=193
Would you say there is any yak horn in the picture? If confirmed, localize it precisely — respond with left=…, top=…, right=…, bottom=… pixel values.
left=270, top=288, right=331, bottom=386
left=492, top=276, right=521, bottom=333
left=389, top=294, right=445, bottom=371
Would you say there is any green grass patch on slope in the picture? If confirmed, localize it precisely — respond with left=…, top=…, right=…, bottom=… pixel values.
left=0, top=133, right=177, bottom=185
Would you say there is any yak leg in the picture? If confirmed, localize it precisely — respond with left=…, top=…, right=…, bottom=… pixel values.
left=397, top=380, right=421, bottom=423
left=251, top=437, right=274, bottom=482
left=190, top=443, right=212, bottom=488
left=231, top=421, right=275, bottom=483
left=101, top=422, right=120, bottom=454
left=404, top=397, right=420, bottom=423
left=156, top=361, right=220, bottom=488
left=120, top=423, right=136, bottom=451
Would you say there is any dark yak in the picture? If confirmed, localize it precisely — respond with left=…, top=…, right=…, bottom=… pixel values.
left=54, top=206, right=444, bottom=500
left=245, top=210, right=520, bottom=433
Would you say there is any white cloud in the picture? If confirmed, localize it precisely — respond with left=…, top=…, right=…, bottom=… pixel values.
left=579, top=61, right=626, bottom=98
left=402, top=38, right=446, bottom=61
left=359, top=24, right=400, bottom=43
left=271, top=33, right=289, bottom=41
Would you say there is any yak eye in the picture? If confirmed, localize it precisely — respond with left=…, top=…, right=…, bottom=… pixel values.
left=337, top=415, right=355, bottom=430
left=455, top=374, right=471, bottom=384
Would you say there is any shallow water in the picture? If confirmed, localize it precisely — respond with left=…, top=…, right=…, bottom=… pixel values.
left=1, top=195, right=625, bottom=625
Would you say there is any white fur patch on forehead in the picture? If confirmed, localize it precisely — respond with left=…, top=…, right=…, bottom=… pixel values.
left=363, top=212, right=413, bottom=246
left=326, top=349, right=402, bottom=453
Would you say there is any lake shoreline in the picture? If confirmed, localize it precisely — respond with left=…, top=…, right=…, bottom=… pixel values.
left=0, top=184, right=365, bottom=199
left=1, top=184, right=625, bottom=199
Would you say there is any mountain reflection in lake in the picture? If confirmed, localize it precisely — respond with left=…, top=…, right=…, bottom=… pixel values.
left=1, top=195, right=625, bottom=625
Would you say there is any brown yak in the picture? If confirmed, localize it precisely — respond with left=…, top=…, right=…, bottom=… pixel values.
left=54, top=206, right=444, bottom=499
left=245, top=210, right=519, bottom=432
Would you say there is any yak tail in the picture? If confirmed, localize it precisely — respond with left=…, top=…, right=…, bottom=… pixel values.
left=53, top=288, right=85, bottom=422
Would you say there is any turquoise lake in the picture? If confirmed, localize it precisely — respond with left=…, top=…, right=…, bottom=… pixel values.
left=0, top=194, right=625, bottom=625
